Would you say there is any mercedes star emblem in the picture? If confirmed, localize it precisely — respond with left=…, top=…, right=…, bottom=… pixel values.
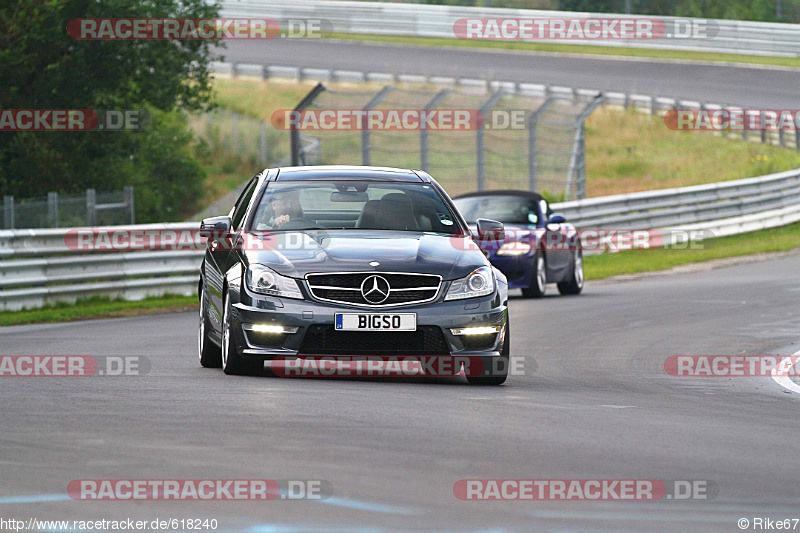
left=360, top=275, right=391, bottom=304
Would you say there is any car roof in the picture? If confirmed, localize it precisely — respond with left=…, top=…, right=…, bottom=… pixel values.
left=275, top=165, right=425, bottom=182
left=452, top=189, right=545, bottom=203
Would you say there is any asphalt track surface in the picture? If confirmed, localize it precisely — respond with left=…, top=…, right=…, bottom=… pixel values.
left=2, top=252, right=800, bottom=532
left=220, top=38, right=800, bottom=108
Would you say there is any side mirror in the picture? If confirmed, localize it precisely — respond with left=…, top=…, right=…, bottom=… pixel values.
left=200, top=216, right=232, bottom=239
left=476, top=218, right=505, bottom=242
left=547, top=213, right=566, bottom=231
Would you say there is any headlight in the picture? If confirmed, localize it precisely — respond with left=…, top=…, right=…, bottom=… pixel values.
left=445, top=266, right=495, bottom=301
left=246, top=264, right=303, bottom=299
left=496, top=242, right=531, bottom=256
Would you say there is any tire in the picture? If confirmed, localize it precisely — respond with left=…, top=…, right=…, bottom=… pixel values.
left=521, top=252, right=546, bottom=298
left=466, top=317, right=509, bottom=386
left=558, top=249, right=584, bottom=296
left=221, top=291, right=262, bottom=376
left=198, top=282, right=222, bottom=368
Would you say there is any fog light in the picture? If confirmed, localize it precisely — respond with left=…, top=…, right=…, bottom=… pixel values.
left=243, top=324, right=299, bottom=334
left=450, top=326, right=502, bottom=336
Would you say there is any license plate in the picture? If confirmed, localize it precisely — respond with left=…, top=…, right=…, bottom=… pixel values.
left=335, top=313, right=417, bottom=331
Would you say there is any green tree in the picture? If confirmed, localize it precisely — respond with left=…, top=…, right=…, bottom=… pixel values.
left=0, top=0, right=221, bottom=221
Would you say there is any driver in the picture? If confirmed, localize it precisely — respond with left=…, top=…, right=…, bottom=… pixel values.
left=270, top=190, right=303, bottom=230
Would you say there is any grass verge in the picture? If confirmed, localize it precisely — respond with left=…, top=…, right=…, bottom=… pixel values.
left=584, top=108, right=800, bottom=197
left=0, top=294, right=198, bottom=327
left=584, top=220, right=800, bottom=280
left=326, top=33, right=800, bottom=69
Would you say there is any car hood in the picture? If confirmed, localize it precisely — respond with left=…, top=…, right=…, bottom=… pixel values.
left=242, top=230, right=487, bottom=280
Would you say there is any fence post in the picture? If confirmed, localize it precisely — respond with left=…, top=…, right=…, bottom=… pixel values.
left=86, top=189, right=96, bottom=227
left=3, top=196, right=13, bottom=230
left=567, top=93, right=604, bottom=200
left=650, top=95, right=657, bottom=116
left=260, top=122, right=268, bottom=166
left=742, top=109, right=749, bottom=141
left=760, top=110, right=767, bottom=144
left=124, top=186, right=135, bottom=224
left=47, top=192, right=58, bottom=228
left=361, top=86, right=394, bottom=166
left=528, top=98, right=556, bottom=193
left=577, top=123, right=588, bottom=199
left=205, top=112, right=213, bottom=150
left=291, top=83, right=327, bottom=166
left=232, top=113, right=239, bottom=156
left=420, top=89, right=451, bottom=172
left=476, top=90, right=506, bottom=191
left=528, top=114, right=537, bottom=193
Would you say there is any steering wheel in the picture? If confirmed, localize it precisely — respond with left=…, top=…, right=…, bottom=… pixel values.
left=275, top=217, right=319, bottom=230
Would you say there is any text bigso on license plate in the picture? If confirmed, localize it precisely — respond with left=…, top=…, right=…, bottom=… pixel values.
left=335, top=313, right=416, bottom=331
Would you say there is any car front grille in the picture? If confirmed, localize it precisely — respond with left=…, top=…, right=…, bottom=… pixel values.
left=306, top=272, right=441, bottom=307
left=299, top=325, right=450, bottom=355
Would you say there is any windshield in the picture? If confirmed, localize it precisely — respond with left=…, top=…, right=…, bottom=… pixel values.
left=249, top=180, right=464, bottom=235
left=453, top=195, right=540, bottom=225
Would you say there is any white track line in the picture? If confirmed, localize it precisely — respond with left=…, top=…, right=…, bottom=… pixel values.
left=771, top=349, right=800, bottom=394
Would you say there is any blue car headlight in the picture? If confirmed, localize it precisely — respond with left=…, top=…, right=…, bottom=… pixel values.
left=496, top=242, right=532, bottom=256
left=246, top=264, right=303, bottom=300
left=445, top=266, right=495, bottom=301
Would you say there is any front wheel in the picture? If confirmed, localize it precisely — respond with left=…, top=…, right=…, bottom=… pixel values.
left=466, top=318, right=509, bottom=386
left=199, top=282, right=221, bottom=368
left=221, top=292, right=262, bottom=376
left=557, top=249, right=584, bottom=296
left=521, top=252, right=546, bottom=298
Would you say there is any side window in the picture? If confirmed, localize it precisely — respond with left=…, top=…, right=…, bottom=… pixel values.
left=231, top=176, right=259, bottom=229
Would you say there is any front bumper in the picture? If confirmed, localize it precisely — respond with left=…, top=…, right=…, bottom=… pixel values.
left=231, top=289, right=507, bottom=360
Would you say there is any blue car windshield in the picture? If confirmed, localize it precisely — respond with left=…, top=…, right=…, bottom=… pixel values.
left=453, top=196, right=540, bottom=225
left=249, top=181, right=464, bottom=235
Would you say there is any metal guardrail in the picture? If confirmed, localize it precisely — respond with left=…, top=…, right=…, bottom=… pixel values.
left=0, top=223, right=201, bottom=311
left=2, top=169, right=800, bottom=311
left=220, top=0, right=800, bottom=57
left=552, top=168, right=800, bottom=229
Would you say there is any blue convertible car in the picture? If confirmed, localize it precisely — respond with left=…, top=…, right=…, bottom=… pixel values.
left=453, top=190, right=583, bottom=298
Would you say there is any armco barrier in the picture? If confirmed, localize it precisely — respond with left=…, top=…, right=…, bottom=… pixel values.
left=552, top=168, right=800, bottom=229
left=1, top=168, right=799, bottom=311
left=219, top=0, right=800, bottom=57
left=0, top=223, right=200, bottom=311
